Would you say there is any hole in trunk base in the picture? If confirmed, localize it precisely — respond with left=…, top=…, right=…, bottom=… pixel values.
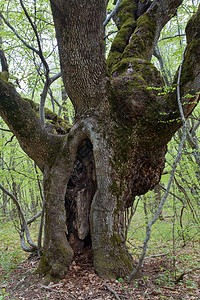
left=65, top=138, right=96, bottom=256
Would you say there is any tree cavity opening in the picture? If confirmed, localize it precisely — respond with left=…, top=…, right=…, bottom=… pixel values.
left=65, top=138, right=96, bottom=255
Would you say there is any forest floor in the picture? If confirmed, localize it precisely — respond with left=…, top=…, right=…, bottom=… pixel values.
left=0, top=248, right=200, bottom=300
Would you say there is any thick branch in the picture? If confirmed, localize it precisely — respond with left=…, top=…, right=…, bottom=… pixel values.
left=123, top=0, right=183, bottom=61
left=107, top=0, right=182, bottom=74
left=0, top=76, right=63, bottom=171
left=164, top=4, right=200, bottom=127
left=50, top=0, right=106, bottom=115
left=108, top=0, right=199, bottom=145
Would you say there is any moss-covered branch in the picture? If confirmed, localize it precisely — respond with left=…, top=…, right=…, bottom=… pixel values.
left=106, top=0, right=200, bottom=137
left=107, top=0, right=183, bottom=75
left=180, top=4, right=200, bottom=102
left=164, top=4, right=200, bottom=129
left=107, top=0, right=138, bottom=72
left=0, top=75, right=64, bottom=171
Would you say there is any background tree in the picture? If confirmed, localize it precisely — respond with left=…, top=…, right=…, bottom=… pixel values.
left=0, top=0, right=199, bottom=283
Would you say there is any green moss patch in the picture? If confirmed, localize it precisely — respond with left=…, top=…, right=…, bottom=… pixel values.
left=25, top=98, right=71, bottom=134
left=123, top=11, right=156, bottom=60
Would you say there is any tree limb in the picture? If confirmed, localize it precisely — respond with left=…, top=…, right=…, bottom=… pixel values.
left=19, top=0, right=49, bottom=73
left=0, top=76, right=63, bottom=171
left=50, top=0, right=106, bottom=115
left=0, top=127, right=11, bottom=132
left=128, top=46, right=187, bottom=283
left=104, top=0, right=122, bottom=27
left=2, top=2, right=61, bottom=126
left=39, top=71, right=61, bottom=125
left=19, top=0, right=51, bottom=125
left=0, top=11, right=40, bottom=55
left=4, top=134, right=15, bottom=146
left=27, top=211, right=42, bottom=225
left=108, top=0, right=183, bottom=73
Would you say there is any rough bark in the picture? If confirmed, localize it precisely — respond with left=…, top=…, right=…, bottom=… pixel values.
left=50, top=0, right=107, bottom=115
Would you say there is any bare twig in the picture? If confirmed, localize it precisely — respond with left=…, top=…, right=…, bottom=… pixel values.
left=39, top=71, right=61, bottom=125
left=159, top=34, right=185, bottom=42
left=104, top=0, right=122, bottom=27
left=104, top=283, right=121, bottom=300
left=0, top=183, right=38, bottom=251
left=41, top=283, right=64, bottom=290
left=158, top=184, right=186, bottom=204
left=175, top=267, right=199, bottom=284
left=16, top=1, right=62, bottom=126
left=125, top=197, right=140, bottom=240
left=34, top=163, right=45, bottom=250
left=0, top=127, right=11, bottom=132
left=0, top=197, right=9, bottom=210
left=191, top=119, right=200, bottom=135
left=104, top=30, right=118, bottom=40
left=27, top=211, right=42, bottom=225
left=19, top=0, right=51, bottom=126
left=174, top=177, right=199, bottom=224
left=153, top=45, right=172, bottom=86
left=4, top=134, right=15, bottom=146
left=0, top=17, right=9, bottom=73
left=0, top=12, right=39, bottom=55
left=49, top=87, right=62, bottom=115
left=19, top=0, right=49, bottom=72
left=144, top=252, right=169, bottom=259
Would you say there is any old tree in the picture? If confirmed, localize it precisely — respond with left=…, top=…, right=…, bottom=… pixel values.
left=0, top=0, right=200, bottom=282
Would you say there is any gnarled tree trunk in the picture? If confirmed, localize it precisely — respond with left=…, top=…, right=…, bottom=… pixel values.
left=0, top=0, right=200, bottom=282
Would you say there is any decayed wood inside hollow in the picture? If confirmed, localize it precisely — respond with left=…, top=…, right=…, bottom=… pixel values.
left=65, top=138, right=96, bottom=254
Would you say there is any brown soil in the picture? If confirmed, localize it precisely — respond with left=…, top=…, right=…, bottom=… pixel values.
left=0, top=251, right=200, bottom=300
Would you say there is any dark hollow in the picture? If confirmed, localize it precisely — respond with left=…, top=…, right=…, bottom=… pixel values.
left=65, top=138, right=96, bottom=254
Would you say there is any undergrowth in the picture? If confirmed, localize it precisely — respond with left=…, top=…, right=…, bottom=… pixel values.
left=0, top=223, right=28, bottom=275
